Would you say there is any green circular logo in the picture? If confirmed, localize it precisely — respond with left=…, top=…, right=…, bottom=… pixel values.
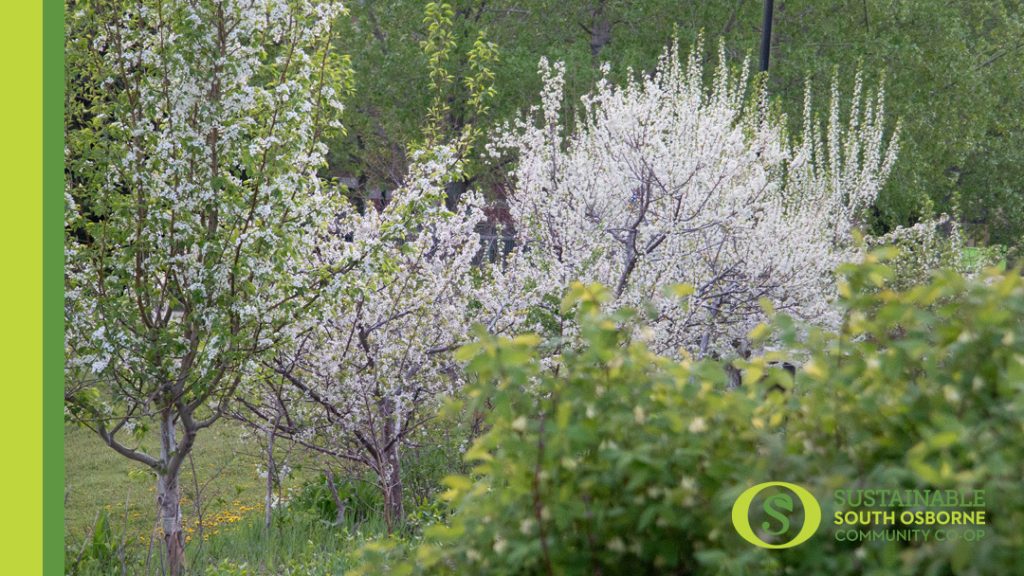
left=731, top=481, right=822, bottom=549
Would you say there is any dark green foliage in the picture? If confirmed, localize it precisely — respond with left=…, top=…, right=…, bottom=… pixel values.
left=351, top=258, right=1024, bottom=575
left=334, top=0, right=1024, bottom=255
left=289, top=472, right=385, bottom=527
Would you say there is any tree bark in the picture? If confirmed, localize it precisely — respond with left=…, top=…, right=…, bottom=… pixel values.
left=585, top=0, right=613, bottom=60
left=445, top=179, right=468, bottom=212
left=382, top=442, right=404, bottom=532
left=380, top=404, right=404, bottom=532
left=725, top=364, right=743, bottom=390
left=264, top=423, right=277, bottom=531
left=157, top=411, right=185, bottom=576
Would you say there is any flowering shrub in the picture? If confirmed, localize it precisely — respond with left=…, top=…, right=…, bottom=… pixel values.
left=486, top=40, right=903, bottom=361
left=351, top=256, right=1024, bottom=575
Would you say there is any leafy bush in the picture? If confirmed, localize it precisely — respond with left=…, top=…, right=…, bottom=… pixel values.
left=865, top=216, right=1004, bottom=290
left=288, top=472, right=385, bottom=527
left=65, top=511, right=130, bottom=576
left=352, top=257, right=1024, bottom=575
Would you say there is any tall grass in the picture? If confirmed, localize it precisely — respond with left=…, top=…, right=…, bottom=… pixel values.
left=190, top=508, right=387, bottom=575
left=65, top=423, right=468, bottom=574
left=66, top=491, right=391, bottom=575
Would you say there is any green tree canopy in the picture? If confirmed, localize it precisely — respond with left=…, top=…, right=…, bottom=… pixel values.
left=332, top=0, right=1024, bottom=254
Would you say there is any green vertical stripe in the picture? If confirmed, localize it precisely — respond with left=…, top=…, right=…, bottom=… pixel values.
left=43, top=0, right=65, bottom=573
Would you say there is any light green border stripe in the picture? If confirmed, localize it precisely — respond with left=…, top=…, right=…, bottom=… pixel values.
left=43, top=0, right=66, bottom=573
left=2, top=0, right=44, bottom=573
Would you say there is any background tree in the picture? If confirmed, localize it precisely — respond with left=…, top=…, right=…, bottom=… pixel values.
left=331, top=0, right=1024, bottom=257
left=63, top=1, right=350, bottom=573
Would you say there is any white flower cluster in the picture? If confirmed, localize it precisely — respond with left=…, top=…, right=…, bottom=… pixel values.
left=65, top=0, right=349, bottom=453
left=486, top=42, right=901, bottom=358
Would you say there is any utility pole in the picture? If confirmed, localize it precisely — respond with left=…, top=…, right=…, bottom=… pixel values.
left=760, top=0, right=775, bottom=73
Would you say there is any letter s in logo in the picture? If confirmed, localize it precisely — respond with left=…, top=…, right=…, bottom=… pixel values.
left=762, top=493, right=792, bottom=535
left=731, top=482, right=821, bottom=549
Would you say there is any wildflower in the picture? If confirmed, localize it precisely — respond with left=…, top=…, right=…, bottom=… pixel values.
left=511, top=416, right=528, bottom=432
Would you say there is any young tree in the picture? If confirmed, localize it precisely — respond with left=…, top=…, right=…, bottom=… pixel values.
left=237, top=148, right=490, bottom=530
left=63, top=1, right=350, bottom=573
left=487, top=41, right=901, bottom=365
left=235, top=9, right=501, bottom=530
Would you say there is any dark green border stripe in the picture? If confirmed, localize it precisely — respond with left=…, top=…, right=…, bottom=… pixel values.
left=43, top=0, right=65, bottom=573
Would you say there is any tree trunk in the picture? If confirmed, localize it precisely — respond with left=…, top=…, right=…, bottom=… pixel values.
left=264, top=424, right=277, bottom=531
left=445, top=179, right=468, bottom=212
left=725, top=364, right=743, bottom=390
left=587, top=0, right=613, bottom=59
left=158, top=412, right=185, bottom=576
left=382, top=441, right=404, bottom=532
left=379, top=402, right=404, bottom=532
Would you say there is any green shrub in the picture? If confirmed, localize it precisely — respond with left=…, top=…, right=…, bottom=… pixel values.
left=352, top=257, right=1024, bottom=575
left=289, top=471, right=385, bottom=527
left=65, top=510, right=131, bottom=576
left=864, top=217, right=1003, bottom=291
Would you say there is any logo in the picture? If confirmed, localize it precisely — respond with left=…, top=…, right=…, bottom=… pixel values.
left=732, top=481, right=822, bottom=549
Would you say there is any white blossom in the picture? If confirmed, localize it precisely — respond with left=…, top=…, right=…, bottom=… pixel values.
left=486, top=41, right=903, bottom=360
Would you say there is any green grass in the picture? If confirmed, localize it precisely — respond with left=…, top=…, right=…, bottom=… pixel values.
left=64, top=421, right=398, bottom=575
left=188, top=506, right=389, bottom=574
left=64, top=421, right=315, bottom=550
left=962, top=245, right=1008, bottom=271
left=65, top=416, right=465, bottom=573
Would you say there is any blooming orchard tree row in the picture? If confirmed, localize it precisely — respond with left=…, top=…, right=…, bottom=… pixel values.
left=249, top=41, right=911, bottom=524
left=66, top=2, right=921, bottom=563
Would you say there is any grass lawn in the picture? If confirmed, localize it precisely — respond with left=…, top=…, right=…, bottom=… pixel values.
left=64, top=420, right=316, bottom=551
